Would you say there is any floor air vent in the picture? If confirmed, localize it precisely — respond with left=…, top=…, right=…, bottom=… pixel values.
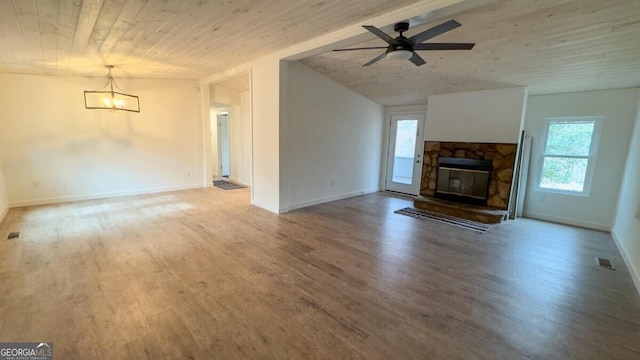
left=596, top=257, right=615, bottom=270
left=7, top=232, right=20, bottom=239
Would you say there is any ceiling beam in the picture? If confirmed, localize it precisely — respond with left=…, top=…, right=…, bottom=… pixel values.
left=201, top=0, right=492, bottom=84
left=73, top=0, right=105, bottom=54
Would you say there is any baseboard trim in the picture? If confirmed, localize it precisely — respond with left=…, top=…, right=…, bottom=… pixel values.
left=8, top=183, right=203, bottom=208
left=251, top=200, right=279, bottom=214
left=0, top=204, right=8, bottom=224
left=611, top=229, right=640, bottom=297
left=522, top=211, right=611, bottom=231
left=280, top=188, right=379, bottom=213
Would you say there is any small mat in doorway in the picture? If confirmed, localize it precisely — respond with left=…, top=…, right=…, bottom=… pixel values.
left=394, top=207, right=491, bottom=233
left=213, top=180, right=247, bottom=190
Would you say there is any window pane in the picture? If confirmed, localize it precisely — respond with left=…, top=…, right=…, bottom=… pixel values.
left=540, top=157, right=588, bottom=192
left=394, top=120, right=418, bottom=158
left=391, top=120, right=418, bottom=184
left=545, top=121, right=595, bottom=156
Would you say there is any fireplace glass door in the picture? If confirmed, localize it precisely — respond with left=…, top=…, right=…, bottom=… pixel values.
left=385, top=113, right=425, bottom=195
left=434, top=157, right=492, bottom=204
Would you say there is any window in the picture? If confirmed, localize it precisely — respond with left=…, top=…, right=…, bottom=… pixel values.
left=537, top=117, right=601, bottom=195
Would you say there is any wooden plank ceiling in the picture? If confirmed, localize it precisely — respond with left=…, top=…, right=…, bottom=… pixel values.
left=0, top=0, right=422, bottom=78
left=0, top=0, right=638, bottom=106
left=302, top=0, right=640, bottom=105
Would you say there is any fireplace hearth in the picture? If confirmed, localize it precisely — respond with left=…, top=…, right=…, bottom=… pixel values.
left=435, top=157, right=492, bottom=205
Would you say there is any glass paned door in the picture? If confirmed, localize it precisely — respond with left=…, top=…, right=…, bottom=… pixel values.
left=385, top=113, right=425, bottom=195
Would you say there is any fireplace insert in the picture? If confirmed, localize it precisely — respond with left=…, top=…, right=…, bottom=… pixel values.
left=435, top=157, right=492, bottom=205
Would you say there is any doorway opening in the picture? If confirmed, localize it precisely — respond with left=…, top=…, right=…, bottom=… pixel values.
left=208, top=74, right=251, bottom=187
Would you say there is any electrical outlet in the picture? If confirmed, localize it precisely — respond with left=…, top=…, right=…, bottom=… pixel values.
left=330, top=179, right=335, bottom=186
left=32, top=180, right=39, bottom=188
left=186, top=171, right=191, bottom=178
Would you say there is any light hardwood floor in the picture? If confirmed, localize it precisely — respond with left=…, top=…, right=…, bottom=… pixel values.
left=0, top=188, right=639, bottom=359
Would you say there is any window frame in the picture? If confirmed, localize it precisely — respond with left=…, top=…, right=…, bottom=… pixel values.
left=535, top=116, right=602, bottom=197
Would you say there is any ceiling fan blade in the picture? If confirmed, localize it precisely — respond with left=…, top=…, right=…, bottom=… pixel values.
left=363, top=52, right=388, bottom=67
left=333, top=46, right=389, bottom=52
left=408, top=19, right=461, bottom=46
left=363, top=25, right=399, bottom=45
left=413, top=43, right=475, bottom=51
left=408, top=52, right=426, bottom=66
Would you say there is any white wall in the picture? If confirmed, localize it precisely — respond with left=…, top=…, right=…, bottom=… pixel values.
left=229, top=104, right=243, bottom=183
left=211, top=84, right=241, bottom=106
left=522, top=88, right=640, bottom=230
left=0, top=74, right=203, bottom=206
left=612, top=98, right=640, bottom=295
left=425, top=87, right=527, bottom=143
left=209, top=108, right=221, bottom=178
left=251, top=61, right=283, bottom=213
left=240, top=91, right=252, bottom=185
left=0, top=151, right=8, bottom=222
left=282, top=61, right=383, bottom=212
left=201, top=84, right=213, bottom=186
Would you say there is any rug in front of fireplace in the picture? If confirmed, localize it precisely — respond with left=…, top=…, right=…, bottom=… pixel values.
left=394, top=207, right=491, bottom=233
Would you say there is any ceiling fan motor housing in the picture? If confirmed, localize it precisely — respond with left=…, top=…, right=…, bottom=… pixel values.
left=388, top=43, right=410, bottom=54
left=394, top=22, right=410, bottom=33
left=390, top=23, right=411, bottom=53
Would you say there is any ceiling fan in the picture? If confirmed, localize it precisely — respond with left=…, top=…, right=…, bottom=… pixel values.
left=333, top=19, right=475, bottom=67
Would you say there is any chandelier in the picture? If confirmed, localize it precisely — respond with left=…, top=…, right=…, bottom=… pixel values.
left=84, top=65, right=140, bottom=112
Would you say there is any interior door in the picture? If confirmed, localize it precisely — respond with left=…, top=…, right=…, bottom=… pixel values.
left=385, top=113, right=425, bottom=195
left=217, top=114, right=230, bottom=177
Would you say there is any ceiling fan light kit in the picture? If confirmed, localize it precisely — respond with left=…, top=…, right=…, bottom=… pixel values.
left=84, top=65, right=140, bottom=113
left=387, top=49, right=413, bottom=61
left=334, top=19, right=475, bottom=66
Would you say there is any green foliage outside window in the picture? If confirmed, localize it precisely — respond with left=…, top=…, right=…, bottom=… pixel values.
left=394, top=120, right=418, bottom=158
left=545, top=122, right=594, bottom=156
left=539, top=120, right=596, bottom=192
left=540, top=157, right=588, bottom=191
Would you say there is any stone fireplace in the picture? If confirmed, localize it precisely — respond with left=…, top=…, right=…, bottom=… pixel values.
left=421, top=142, right=518, bottom=210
